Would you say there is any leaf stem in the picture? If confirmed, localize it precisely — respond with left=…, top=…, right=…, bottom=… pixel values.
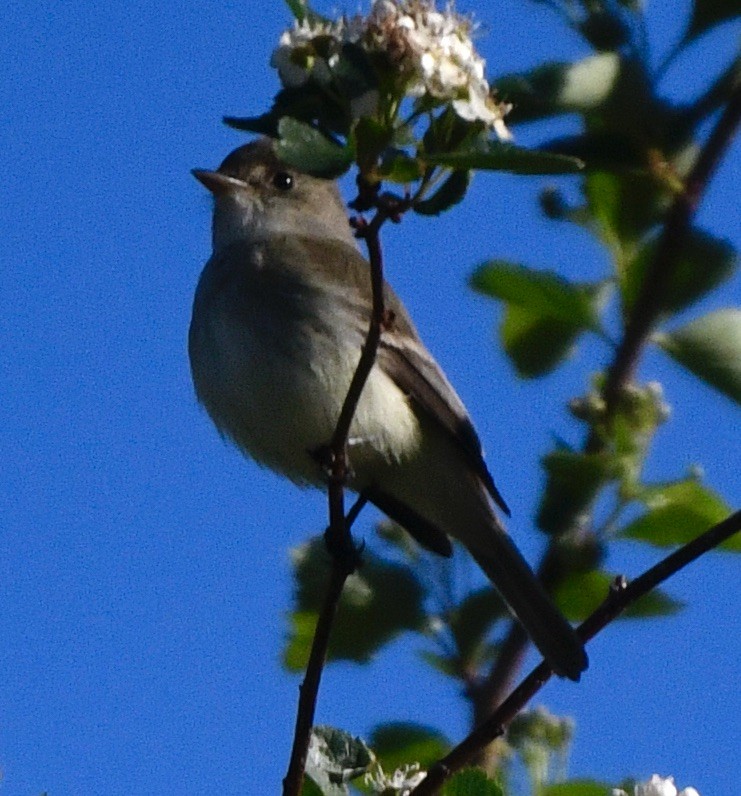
left=282, top=556, right=354, bottom=796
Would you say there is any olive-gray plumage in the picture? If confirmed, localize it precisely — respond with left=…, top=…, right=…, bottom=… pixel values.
left=189, top=139, right=587, bottom=680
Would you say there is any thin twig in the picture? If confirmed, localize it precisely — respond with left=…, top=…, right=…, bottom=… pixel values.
left=282, top=497, right=368, bottom=796
left=282, top=560, right=353, bottom=796
left=330, top=213, right=387, bottom=454
left=470, top=79, right=741, bottom=726
left=579, top=510, right=741, bottom=638
left=282, top=189, right=401, bottom=796
left=413, top=510, right=741, bottom=794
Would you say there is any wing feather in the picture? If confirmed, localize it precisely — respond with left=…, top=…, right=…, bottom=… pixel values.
left=253, top=233, right=510, bottom=515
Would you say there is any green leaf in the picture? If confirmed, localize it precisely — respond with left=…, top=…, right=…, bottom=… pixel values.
left=282, top=0, right=330, bottom=25
left=379, top=150, right=424, bottom=183
left=625, top=588, right=685, bottom=619
left=578, top=9, right=632, bottom=50
left=508, top=706, right=574, bottom=751
left=584, top=170, right=666, bottom=256
left=284, top=539, right=426, bottom=670
left=225, top=84, right=349, bottom=138
left=332, top=43, right=378, bottom=99
left=543, top=779, right=613, bottom=796
left=472, top=262, right=604, bottom=328
left=685, top=0, right=741, bottom=41
left=284, top=0, right=308, bottom=21
left=622, top=229, right=736, bottom=317
left=442, top=768, right=504, bottom=795
left=495, top=53, right=622, bottom=123
left=376, top=519, right=424, bottom=561
left=622, top=480, right=737, bottom=549
left=422, top=104, right=483, bottom=155
left=540, top=132, right=646, bottom=172
left=224, top=113, right=279, bottom=136
left=554, top=570, right=610, bottom=621
left=500, top=306, right=585, bottom=378
left=427, top=142, right=583, bottom=175
left=414, top=170, right=471, bottom=216
left=555, top=570, right=683, bottom=620
left=369, top=722, right=450, bottom=773
left=472, top=263, right=606, bottom=378
left=418, top=650, right=459, bottom=677
left=657, top=309, right=741, bottom=405
left=301, top=776, right=325, bottom=796
left=448, top=588, right=507, bottom=666
left=537, top=452, right=616, bottom=535
left=276, top=118, right=354, bottom=177
left=305, top=726, right=373, bottom=794
left=353, top=116, right=393, bottom=174
left=285, top=611, right=320, bottom=671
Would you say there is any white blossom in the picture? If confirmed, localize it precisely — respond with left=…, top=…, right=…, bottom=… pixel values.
left=612, top=774, right=701, bottom=796
left=365, top=762, right=427, bottom=794
left=270, top=17, right=345, bottom=87
left=271, top=0, right=511, bottom=134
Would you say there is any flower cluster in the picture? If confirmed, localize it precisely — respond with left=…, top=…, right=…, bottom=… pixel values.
left=365, top=762, right=427, bottom=794
left=613, top=774, right=700, bottom=796
left=271, top=16, right=360, bottom=88
left=270, top=0, right=511, bottom=136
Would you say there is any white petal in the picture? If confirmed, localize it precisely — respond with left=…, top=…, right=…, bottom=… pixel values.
left=636, top=776, right=678, bottom=796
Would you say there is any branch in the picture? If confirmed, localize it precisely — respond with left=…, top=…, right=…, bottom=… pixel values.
left=281, top=497, right=368, bottom=796
left=600, top=78, right=741, bottom=418
left=469, top=79, right=741, bottom=726
left=282, top=556, right=354, bottom=796
left=413, top=510, right=741, bottom=794
left=282, top=185, right=407, bottom=796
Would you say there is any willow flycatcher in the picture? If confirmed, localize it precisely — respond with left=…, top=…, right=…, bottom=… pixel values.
left=189, top=138, right=587, bottom=680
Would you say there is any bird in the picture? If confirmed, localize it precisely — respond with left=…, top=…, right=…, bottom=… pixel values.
left=188, top=137, right=588, bottom=680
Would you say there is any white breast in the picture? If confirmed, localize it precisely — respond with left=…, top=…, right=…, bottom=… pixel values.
left=189, top=289, right=422, bottom=487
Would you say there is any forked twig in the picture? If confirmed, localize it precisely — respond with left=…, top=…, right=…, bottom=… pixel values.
left=412, top=510, right=741, bottom=794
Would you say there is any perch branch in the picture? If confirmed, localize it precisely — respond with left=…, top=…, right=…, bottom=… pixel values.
left=414, top=510, right=741, bottom=794
left=283, top=185, right=410, bottom=796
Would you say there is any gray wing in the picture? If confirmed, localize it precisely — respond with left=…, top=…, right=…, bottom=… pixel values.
left=376, top=332, right=510, bottom=517
left=253, top=233, right=510, bottom=516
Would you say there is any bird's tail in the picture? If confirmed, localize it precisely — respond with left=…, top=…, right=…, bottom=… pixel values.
left=471, top=534, right=588, bottom=681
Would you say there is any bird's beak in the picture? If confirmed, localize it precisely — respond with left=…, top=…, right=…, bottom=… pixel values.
left=192, top=169, right=247, bottom=196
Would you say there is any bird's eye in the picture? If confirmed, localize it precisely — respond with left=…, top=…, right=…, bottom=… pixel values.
left=272, top=171, right=294, bottom=191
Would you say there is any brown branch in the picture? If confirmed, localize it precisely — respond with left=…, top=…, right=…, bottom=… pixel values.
left=282, top=558, right=354, bottom=796
left=283, top=186, right=409, bottom=796
left=281, top=497, right=368, bottom=796
left=470, top=624, right=528, bottom=729
left=469, top=79, right=741, bottom=728
left=413, top=510, right=741, bottom=794
left=328, top=211, right=388, bottom=494
left=600, top=79, right=741, bottom=419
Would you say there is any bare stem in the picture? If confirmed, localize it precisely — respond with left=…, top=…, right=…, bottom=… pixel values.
left=282, top=189, right=402, bottom=796
left=282, top=559, right=354, bottom=796
left=413, top=510, right=741, bottom=794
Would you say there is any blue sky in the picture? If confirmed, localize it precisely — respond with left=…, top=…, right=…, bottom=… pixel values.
left=2, top=1, right=738, bottom=794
